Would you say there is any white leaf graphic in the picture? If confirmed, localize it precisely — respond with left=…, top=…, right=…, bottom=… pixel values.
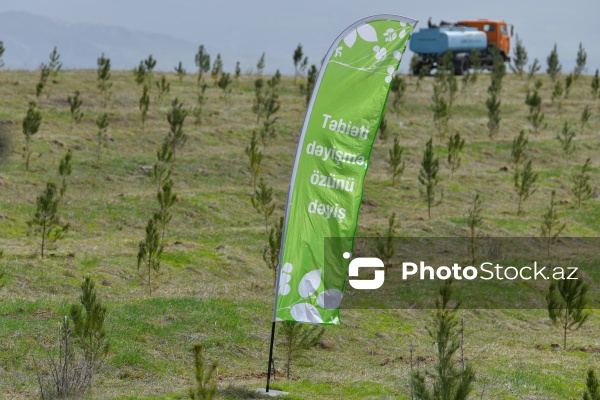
left=291, top=303, right=323, bottom=324
left=343, top=30, right=357, bottom=48
left=298, top=269, right=321, bottom=298
left=317, top=289, right=343, bottom=309
left=357, top=24, right=378, bottom=42
left=278, top=283, right=290, bottom=295
left=282, top=262, right=293, bottom=273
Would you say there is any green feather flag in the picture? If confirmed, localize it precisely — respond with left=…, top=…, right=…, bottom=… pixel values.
left=274, top=15, right=417, bottom=325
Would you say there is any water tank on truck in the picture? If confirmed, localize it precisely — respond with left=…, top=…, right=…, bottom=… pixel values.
left=409, top=19, right=512, bottom=76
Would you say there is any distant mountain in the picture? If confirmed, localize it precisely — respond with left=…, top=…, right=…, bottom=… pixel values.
left=0, top=11, right=199, bottom=71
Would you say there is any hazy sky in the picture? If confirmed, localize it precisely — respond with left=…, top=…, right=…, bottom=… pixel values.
left=1, top=0, right=599, bottom=75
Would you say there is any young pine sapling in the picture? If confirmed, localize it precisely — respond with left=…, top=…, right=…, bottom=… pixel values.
left=546, top=269, right=590, bottom=350
left=22, top=101, right=42, bottom=171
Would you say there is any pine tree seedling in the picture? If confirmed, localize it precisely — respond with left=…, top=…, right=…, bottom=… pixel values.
left=154, top=179, right=177, bottom=247
left=510, top=34, right=528, bottom=77
left=0, top=41, right=5, bottom=70
left=36, top=63, right=50, bottom=98
left=565, top=74, right=574, bottom=99
left=445, top=64, right=459, bottom=108
left=583, top=369, right=600, bottom=400
left=574, top=42, right=587, bottom=80
left=305, top=65, right=317, bottom=105
left=375, top=213, right=398, bottom=272
left=466, top=193, right=483, bottom=264
left=410, top=280, right=475, bottom=400
left=552, top=80, right=564, bottom=111
left=489, top=50, right=506, bottom=95
left=390, top=75, right=407, bottom=116
left=211, top=53, right=223, bottom=85
left=546, top=44, right=562, bottom=82
left=571, top=158, right=593, bottom=208
left=193, top=83, right=208, bottom=126
left=278, top=321, right=325, bottom=380
left=514, top=159, right=538, bottom=215
left=252, top=178, right=275, bottom=234
left=58, top=149, right=72, bottom=201
left=95, top=113, right=109, bottom=165
left=581, top=105, right=591, bottom=135
left=245, top=130, right=263, bottom=192
left=258, top=71, right=281, bottom=146
left=592, top=69, right=600, bottom=101
left=263, top=216, right=283, bottom=286
left=387, top=135, right=405, bottom=185
left=174, top=61, right=186, bottom=81
left=48, top=46, right=62, bottom=82
left=155, top=75, right=170, bottom=104
left=194, top=45, right=210, bottom=86
left=469, top=48, right=481, bottom=82
left=67, top=91, right=83, bottom=133
left=557, top=121, right=576, bottom=164
left=486, top=53, right=505, bottom=139
left=143, top=54, right=157, bottom=85
left=69, top=277, right=109, bottom=373
left=235, top=61, right=241, bottom=82
left=511, top=130, right=529, bottom=171
left=256, top=52, right=266, bottom=76
left=447, top=132, right=465, bottom=178
left=189, top=343, right=217, bottom=400
left=540, top=190, right=566, bottom=259
left=527, top=58, right=541, bottom=83
left=28, top=182, right=69, bottom=258
left=22, top=101, right=42, bottom=171
left=166, top=98, right=188, bottom=160
left=378, top=115, right=389, bottom=142
left=133, top=61, right=147, bottom=85
left=217, top=72, right=232, bottom=103
left=151, top=138, right=174, bottom=191
left=432, top=81, right=450, bottom=139
left=419, top=138, right=442, bottom=219
left=546, top=269, right=590, bottom=350
left=525, top=88, right=546, bottom=135
left=139, top=84, right=150, bottom=134
left=137, top=217, right=163, bottom=296
left=97, top=53, right=112, bottom=108
left=252, top=78, right=265, bottom=124
left=293, top=43, right=304, bottom=84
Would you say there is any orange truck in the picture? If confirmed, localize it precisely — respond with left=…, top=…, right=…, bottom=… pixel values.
left=409, top=18, right=513, bottom=75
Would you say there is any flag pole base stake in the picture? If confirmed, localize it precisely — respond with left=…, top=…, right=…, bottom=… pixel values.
left=253, top=388, right=289, bottom=397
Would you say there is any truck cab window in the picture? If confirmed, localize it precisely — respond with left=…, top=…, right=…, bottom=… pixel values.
left=483, top=24, right=495, bottom=32
left=500, top=25, right=507, bottom=35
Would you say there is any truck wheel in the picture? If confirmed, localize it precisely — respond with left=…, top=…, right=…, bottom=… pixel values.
left=412, top=63, right=422, bottom=76
left=453, top=54, right=470, bottom=76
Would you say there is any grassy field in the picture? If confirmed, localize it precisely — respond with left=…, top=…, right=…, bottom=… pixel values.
left=0, top=65, right=599, bottom=399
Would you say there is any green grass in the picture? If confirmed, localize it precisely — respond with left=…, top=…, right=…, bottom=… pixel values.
left=1, top=68, right=600, bottom=399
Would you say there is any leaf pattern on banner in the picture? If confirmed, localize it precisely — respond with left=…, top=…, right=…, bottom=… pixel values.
left=291, top=303, right=323, bottom=324
left=342, top=23, right=378, bottom=48
left=298, top=269, right=321, bottom=298
left=357, top=24, right=378, bottom=42
left=331, top=20, right=414, bottom=84
left=317, top=289, right=343, bottom=309
left=278, top=262, right=293, bottom=295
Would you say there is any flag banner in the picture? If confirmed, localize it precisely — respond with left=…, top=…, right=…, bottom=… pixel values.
left=274, top=15, right=417, bottom=324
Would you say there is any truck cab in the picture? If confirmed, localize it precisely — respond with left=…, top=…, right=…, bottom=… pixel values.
left=457, top=19, right=511, bottom=61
